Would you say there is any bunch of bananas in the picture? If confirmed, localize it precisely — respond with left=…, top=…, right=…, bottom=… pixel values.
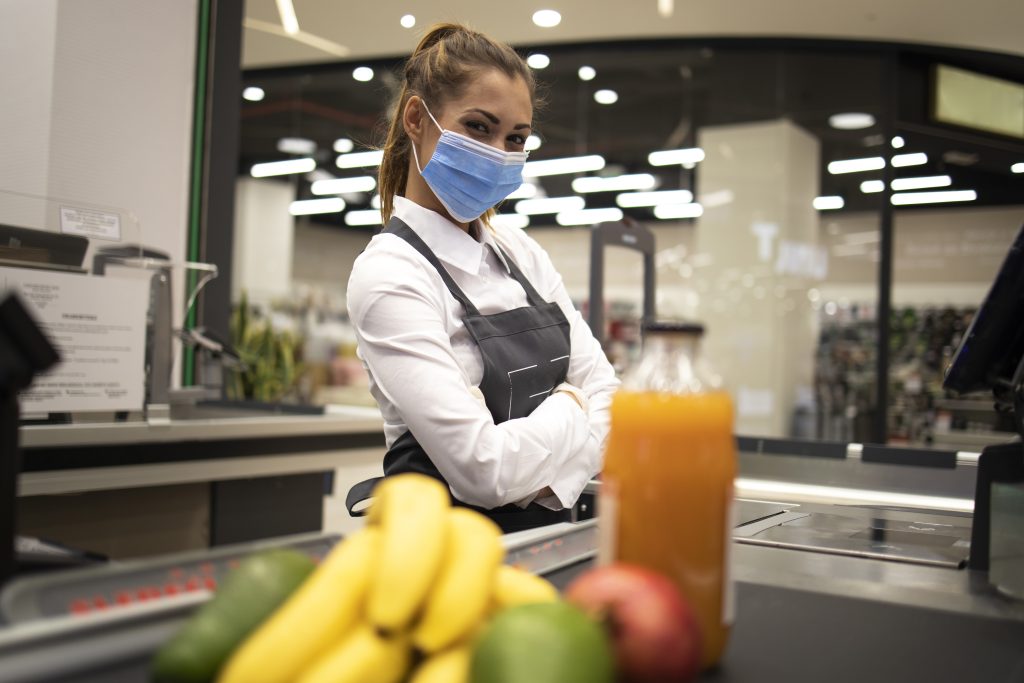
left=217, top=473, right=559, bottom=683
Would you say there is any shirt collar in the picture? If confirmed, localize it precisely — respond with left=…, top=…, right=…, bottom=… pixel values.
left=392, top=196, right=510, bottom=275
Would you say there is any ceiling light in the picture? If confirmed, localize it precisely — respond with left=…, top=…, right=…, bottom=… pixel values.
left=556, top=208, right=623, bottom=226
left=892, top=152, right=927, bottom=167
left=648, top=148, right=705, bottom=166
left=827, top=156, right=884, bottom=174
left=594, top=89, right=618, bottom=105
left=653, top=203, right=704, bottom=219
left=400, top=14, right=416, bottom=28
left=658, top=0, right=674, bottom=17
left=515, top=196, right=585, bottom=215
left=242, top=86, right=265, bottom=102
left=572, top=173, right=657, bottom=193
left=353, top=66, right=374, bottom=82
left=892, top=136, right=905, bottom=149
left=289, top=198, right=344, bottom=216
left=616, top=189, right=693, bottom=208
left=506, top=182, right=539, bottom=200
left=250, top=158, right=316, bottom=178
left=891, top=175, right=951, bottom=191
left=490, top=214, right=530, bottom=230
left=527, top=54, right=550, bottom=69
left=532, top=9, right=562, bottom=27
left=370, top=194, right=381, bottom=209
left=311, top=176, right=377, bottom=195
left=275, top=0, right=299, bottom=35
left=525, top=135, right=542, bottom=152
left=860, top=180, right=885, bottom=193
left=829, top=112, right=876, bottom=130
left=277, top=137, right=316, bottom=155
left=333, top=138, right=354, bottom=154
left=1013, top=162, right=1024, bottom=174
left=336, top=150, right=384, bottom=168
left=523, top=154, right=605, bottom=177
left=578, top=66, right=596, bottom=81
left=891, top=190, right=977, bottom=205
left=813, top=196, right=845, bottom=210
left=345, top=209, right=383, bottom=226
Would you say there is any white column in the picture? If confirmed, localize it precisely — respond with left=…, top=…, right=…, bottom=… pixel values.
left=233, top=178, right=295, bottom=304
left=695, top=120, right=825, bottom=437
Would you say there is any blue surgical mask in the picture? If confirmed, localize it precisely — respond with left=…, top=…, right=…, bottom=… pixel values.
left=411, top=103, right=528, bottom=224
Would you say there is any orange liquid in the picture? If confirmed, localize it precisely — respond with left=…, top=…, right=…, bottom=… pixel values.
left=601, top=390, right=736, bottom=670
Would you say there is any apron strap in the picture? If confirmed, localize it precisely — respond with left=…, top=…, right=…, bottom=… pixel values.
left=345, top=476, right=382, bottom=517
left=493, top=244, right=547, bottom=308
left=383, top=217, right=481, bottom=317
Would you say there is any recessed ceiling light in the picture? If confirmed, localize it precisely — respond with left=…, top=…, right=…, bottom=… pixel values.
left=525, top=135, right=542, bottom=151
left=250, top=158, right=316, bottom=178
left=523, top=154, right=605, bottom=177
left=400, top=14, right=416, bottom=28
left=892, top=152, right=927, bottom=167
left=648, top=148, right=705, bottom=166
left=277, top=137, right=317, bottom=155
left=333, top=138, right=354, bottom=154
left=242, top=86, right=265, bottom=102
left=594, top=89, right=618, bottom=105
left=578, top=66, right=596, bottom=81
left=336, top=150, right=384, bottom=168
left=891, top=175, right=951, bottom=191
left=527, top=54, right=550, bottom=69
left=813, top=196, right=845, bottom=210
left=829, top=112, right=876, bottom=130
left=1012, top=162, right=1024, bottom=174
left=891, top=136, right=905, bottom=149
left=828, top=156, right=885, bottom=174
left=890, top=190, right=977, bottom=206
left=345, top=209, right=383, bottom=226
left=353, top=66, right=374, bottom=82
left=556, top=208, right=623, bottom=226
left=860, top=180, right=885, bottom=193
left=532, top=9, right=562, bottom=27
left=289, top=198, right=345, bottom=216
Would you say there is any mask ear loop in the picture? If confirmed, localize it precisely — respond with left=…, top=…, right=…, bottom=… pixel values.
left=411, top=99, right=444, bottom=174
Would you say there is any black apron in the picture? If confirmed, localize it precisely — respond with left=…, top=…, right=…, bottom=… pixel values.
left=347, top=217, right=574, bottom=533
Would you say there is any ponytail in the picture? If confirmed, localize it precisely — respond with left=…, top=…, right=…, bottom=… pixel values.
left=378, top=23, right=538, bottom=224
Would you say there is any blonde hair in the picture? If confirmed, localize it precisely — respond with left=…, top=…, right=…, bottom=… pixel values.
left=378, top=23, right=538, bottom=226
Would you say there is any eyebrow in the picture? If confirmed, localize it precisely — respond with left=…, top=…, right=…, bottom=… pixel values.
left=466, top=108, right=532, bottom=131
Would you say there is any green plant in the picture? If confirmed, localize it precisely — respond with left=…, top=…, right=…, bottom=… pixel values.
left=227, top=291, right=303, bottom=402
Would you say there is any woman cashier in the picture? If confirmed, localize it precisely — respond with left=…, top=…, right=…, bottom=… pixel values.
left=346, top=23, right=619, bottom=533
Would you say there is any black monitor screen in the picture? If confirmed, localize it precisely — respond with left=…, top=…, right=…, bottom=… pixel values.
left=944, top=224, right=1024, bottom=396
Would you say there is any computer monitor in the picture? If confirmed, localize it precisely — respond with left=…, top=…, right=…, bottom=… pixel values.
left=0, top=224, right=89, bottom=270
left=944, top=223, right=1024, bottom=434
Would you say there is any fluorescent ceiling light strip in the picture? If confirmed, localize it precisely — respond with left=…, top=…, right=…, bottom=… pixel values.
left=505, top=183, right=538, bottom=200
left=1012, top=162, right=1024, bottom=174
left=337, top=150, right=384, bottom=168
left=813, top=196, right=844, bottom=210
left=289, top=198, right=344, bottom=216
left=892, top=152, right=928, bottom=167
left=653, top=203, right=704, bottom=219
left=275, top=0, right=299, bottom=34
left=573, top=173, right=657, bottom=193
left=556, top=208, right=623, bottom=226
left=648, top=148, right=705, bottom=166
left=515, top=196, right=585, bottom=215
left=489, top=214, right=530, bottom=230
left=344, top=209, right=382, bottom=226
left=523, top=155, right=605, bottom=178
left=250, top=158, right=316, bottom=178
left=827, top=157, right=884, bottom=174
left=891, top=190, right=977, bottom=205
left=860, top=180, right=885, bottom=193
left=243, top=19, right=350, bottom=59
left=735, top=477, right=973, bottom=513
left=277, top=137, right=316, bottom=155
left=311, top=176, right=377, bottom=195
left=891, top=175, right=951, bottom=191
left=616, top=189, right=693, bottom=208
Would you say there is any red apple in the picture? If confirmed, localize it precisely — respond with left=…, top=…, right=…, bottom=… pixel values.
left=565, top=563, right=702, bottom=683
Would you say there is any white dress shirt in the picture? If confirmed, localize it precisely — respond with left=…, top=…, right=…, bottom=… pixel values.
left=346, top=196, right=620, bottom=510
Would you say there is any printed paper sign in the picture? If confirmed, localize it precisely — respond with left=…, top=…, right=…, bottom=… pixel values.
left=2, top=266, right=147, bottom=412
left=60, top=206, right=122, bottom=242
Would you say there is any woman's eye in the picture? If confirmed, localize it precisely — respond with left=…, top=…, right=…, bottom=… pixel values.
left=508, top=134, right=526, bottom=146
left=465, top=121, right=488, bottom=135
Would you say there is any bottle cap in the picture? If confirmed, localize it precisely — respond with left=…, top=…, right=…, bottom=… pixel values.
left=642, top=319, right=705, bottom=335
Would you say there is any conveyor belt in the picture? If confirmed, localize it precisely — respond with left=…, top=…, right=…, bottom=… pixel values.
left=1, top=503, right=1022, bottom=683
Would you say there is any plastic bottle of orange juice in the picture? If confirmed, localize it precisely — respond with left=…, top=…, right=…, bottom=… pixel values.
left=599, top=320, right=736, bottom=670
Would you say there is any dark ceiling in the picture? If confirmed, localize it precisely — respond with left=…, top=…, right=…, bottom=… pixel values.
left=240, top=38, right=1024, bottom=230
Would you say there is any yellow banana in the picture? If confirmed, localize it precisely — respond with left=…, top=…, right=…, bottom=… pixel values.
left=367, top=474, right=451, bottom=631
left=409, top=645, right=471, bottom=683
left=412, top=508, right=504, bottom=653
left=296, top=624, right=410, bottom=683
left=218, top=528, right=379, bottom=683
left=492, top=564, right=559, bottom=609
